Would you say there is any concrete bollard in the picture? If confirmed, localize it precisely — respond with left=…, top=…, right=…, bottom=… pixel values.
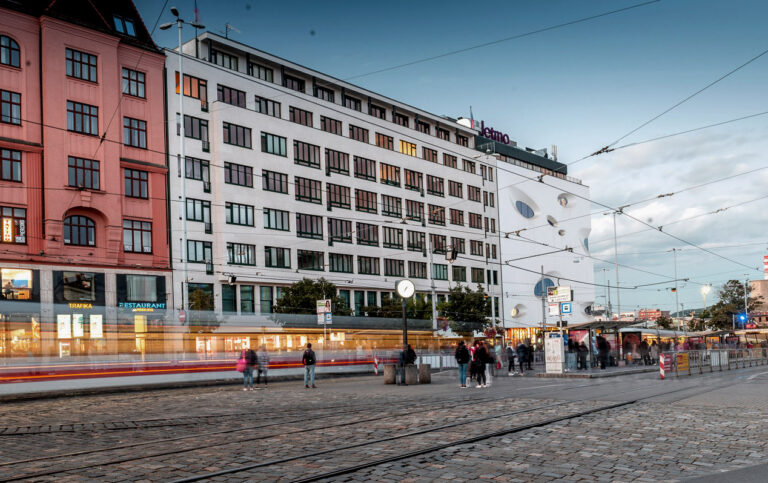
left=418, top=364, right=432, bottom=384
left=383, top=364, right=397, bottom=384
left=405, top=364, right=419, bottom=385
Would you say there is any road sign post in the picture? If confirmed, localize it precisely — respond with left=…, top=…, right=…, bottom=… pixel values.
left=317, top=299, right=332, bottom=357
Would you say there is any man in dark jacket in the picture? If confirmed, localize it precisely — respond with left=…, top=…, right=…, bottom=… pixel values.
left=505, top=342, right=516, bottom=376
left=516, top=342, right=528, bottom=374
left=302, top=343, right=317, bottom=388
left=397, top=344, right=408, bottom=385
left=455, top=341, right=470, bottom=387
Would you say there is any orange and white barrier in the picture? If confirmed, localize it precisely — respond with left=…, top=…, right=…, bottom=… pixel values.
left=660, top=354, right=665, bottom=379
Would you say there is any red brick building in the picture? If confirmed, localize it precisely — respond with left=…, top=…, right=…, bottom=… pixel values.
left=638, top=309, right=670, bottom=322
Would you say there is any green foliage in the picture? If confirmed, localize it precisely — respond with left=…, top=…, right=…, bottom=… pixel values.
left=273, top=278, right=352, bottom=316
left=706, top=280, right=763, bottom=330
left=439, top=284, right=490, bottom=335
left=655, top=315, right=674, bottom=330
left=188, top=288, right=217, bottom=330
left=363, top=294, right=432, bottom=319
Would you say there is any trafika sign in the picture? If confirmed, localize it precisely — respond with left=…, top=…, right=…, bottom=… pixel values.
left=480, top=121, right=511, bottom=145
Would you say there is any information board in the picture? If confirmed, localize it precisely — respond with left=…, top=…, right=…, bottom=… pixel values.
left=545, top=334, right=564, bottom=374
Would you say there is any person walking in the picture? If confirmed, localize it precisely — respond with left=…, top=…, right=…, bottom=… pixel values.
left=483, top=341, right=494, bottom=387
left=577, top=342, right=588, bottom=370
left=302, top=343, right=317, bottom=388
left=474, top=340, right=488, bottom=388
left=455, top=341, right=470, bottom=388
left=525, top=339, right=534, bottom=370
left=256, top=344, right=269, bottom=388
left=240, top=347, right=257, bottom=391
left=650, top=340, right=659, bottom=365
left=516, top=341, right=528, bottom=374
left=505, top=342, right=517, bottom=376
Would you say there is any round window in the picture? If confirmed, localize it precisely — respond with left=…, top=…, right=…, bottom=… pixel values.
left=515, top=200, right=535, bottom=219
left=557, top=194, right=568, bottom=206
left=547, top=215, right=558, bottom=227
left=534, top=278, right=555, bottom=298
left=558, top=229, right=566, bottom=236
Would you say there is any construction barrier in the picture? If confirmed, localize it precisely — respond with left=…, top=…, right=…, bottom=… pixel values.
left=660, top=348, right=768, bottom=378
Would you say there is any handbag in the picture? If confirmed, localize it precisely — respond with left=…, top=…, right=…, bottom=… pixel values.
left=496, top=361, right=502, bottom=370
left=236, top=357, right=247, bottom=372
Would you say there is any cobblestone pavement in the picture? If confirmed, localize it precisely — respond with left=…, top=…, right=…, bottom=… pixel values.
left=0, top=368, right=766, bottom=482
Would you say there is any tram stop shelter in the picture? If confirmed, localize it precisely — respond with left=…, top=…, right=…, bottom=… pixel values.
left=567, top=320, right=640, bottom=366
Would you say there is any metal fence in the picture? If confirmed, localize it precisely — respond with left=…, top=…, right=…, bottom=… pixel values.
left=660, top=348, right=768, bottom=377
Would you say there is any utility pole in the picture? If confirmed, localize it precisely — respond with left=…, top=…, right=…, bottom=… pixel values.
left=745, top=276, right=750, bottom=328
left=428, top=238, right=437, bottom=331
left=612, top=211, right=621, bottom=322
left=672, top=248, right=679, bottom=329
left=606, top=279, right=612, bottom=321
left=540, top=265, right=546, bottom=348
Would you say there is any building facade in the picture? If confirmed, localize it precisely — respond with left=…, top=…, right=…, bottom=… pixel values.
left=0, top=0, right=171, bottom=361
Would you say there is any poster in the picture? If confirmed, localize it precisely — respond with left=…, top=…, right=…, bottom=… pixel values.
left=545, top=334, right=564, bottom=373
left=72, top=314, right=84, bottom=338
left=90, top=314, right=103, bottom=338
left=57, top=314, right=71, bottom=339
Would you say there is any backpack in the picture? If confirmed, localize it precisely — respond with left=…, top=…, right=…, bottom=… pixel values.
left=304, top=349, right=315, bottom=364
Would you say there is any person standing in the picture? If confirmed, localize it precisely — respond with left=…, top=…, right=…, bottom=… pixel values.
left=474, top=341, right=488, bottom=388
left=597, top=336, right=608, bottom=370
left=505, top=342, right=516, bottom=376
left=397, top=344, right=408, bottom=385
left=256, top=344, right=269, bottom=388
left=516, top=341, right=528, bottom=374
left=577, top=342, right=588, bottom=370
left=650, top=340, right=659, bottom=365
left=525, top=339, right=534, bottom=370
left=240, top=347, right=257, bottom=391
left=302, top=343, right=317, bottom=388
left=455, top=341, right=470, bottom=388
left=484, top=341, right=494, bottom=387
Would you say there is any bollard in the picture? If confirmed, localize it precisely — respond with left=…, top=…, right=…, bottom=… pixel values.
left=383, top=364, right=397, bottom=384
left=660, top=354, right=665, bottom=380
left=418, top=363, right=431, bottom=384
left=405, top=364, right=419, bottom=385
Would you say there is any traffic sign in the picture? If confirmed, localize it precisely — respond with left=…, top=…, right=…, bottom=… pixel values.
left=324, top=312, right=333, bottom=325
left=560, top=302, right=572, bottom=314
left=547, top=286, right=572, bottom=303
left=548, top=303, right=560, bottom=316
left=179, top=310, right=186, bottom=324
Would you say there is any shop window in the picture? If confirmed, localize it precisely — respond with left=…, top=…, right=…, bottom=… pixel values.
left=1, top=268, right=32, bottom=300
left=61, top=272, right=96, bottom=301
left=125, top=275, right=158, bottom=302
left=188, top=283, right=214, bottom=311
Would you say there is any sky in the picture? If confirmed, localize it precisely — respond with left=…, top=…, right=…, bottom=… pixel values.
left=136, top=0, right=768, bottom=314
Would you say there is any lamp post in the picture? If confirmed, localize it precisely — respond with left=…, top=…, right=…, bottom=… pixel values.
left=396, top=279, right=415, bottom=345
left=700, top=284, right=711, bottom=329
left=160, top=8, right=205, bottom=315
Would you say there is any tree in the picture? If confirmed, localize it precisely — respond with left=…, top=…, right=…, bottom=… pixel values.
left=706, top=280, right=763, bottom=330
left=364, top=294, right=432, bottom=319
left=438, top=284, right=490, bottom=335
left=273, top=278, right=352, bottom=316
left=655, top=315, right=674, bottom=330
left=188, top=287, right=217, bottom=330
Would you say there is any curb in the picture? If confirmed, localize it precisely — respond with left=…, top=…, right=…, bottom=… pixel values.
left=535, top=367, right=659, bottom=379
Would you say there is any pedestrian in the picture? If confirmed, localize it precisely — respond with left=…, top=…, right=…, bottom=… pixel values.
left=650, top=341, right=659, bottom=365
left=505, top=342, right=517, bottom=376
left=455, top=341, right=470, bottom=388
left=406, top=344, right=417, bottom=366
left=468, top=340, right=479, bottom=382
left=577, top=342, right=588, bottom=370
left=256, top=344, right=269, bottom=388
left=397, top=344, right=408, bottom=385
left=474, top=340, right=488, bottom=388
left=302, top=343, right=317, bottom=388
left=239, top=347, right=257, bottom=391
left=597, top=336, right=609, bottom=370
left=483, top=341, right=494, bottom=387
left=525, top=339, right=534, bottom=370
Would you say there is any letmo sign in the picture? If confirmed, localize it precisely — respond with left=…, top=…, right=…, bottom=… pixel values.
left=479, top=121, right=512, bottom=145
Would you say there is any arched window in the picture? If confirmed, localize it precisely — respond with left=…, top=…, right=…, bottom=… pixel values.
left=0, top=35, right=20, bottom=68
left=515, top=200, right=535, bottom=219
left=64, top=215, right=95, bottom=246
left=533, top=278, right=555, bottom=298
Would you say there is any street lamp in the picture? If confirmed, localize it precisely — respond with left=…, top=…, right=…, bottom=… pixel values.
left=700, top=284, right=712, bottom=317
left=160, top=9, right=204, bottom=315
left=396, top=279, right=415, bottom=345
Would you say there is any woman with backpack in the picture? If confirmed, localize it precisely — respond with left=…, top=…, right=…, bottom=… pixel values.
left=455, top=341, right=470, bottom=388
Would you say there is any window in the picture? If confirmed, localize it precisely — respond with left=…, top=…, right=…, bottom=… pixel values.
left=430, top=234, right=447, bottom=254
left=262, top=170, right=287, bottom=193
left=354, top=156, right=376, bottom=181
left=515, top=200, right=535, bottom=218
left=175, top=73, right=208, bottom=109
left=217, top=84, right=246, bottom=108
left=328, top=218, right=352, bottom=244
left=263, top=208, right=290, bottom=231
left=416, top=121, right=430, bottom=134
left=211, top=49, right=238, bottom=70
left=437, top=128, right=450, bottom=141
left=123, top=220, right=151, bottom=253
left=428, top=205, right=445, bottom=226
left=254, top=95, right=281, bottom=117
left=449, top=209, right=464, bottom=226
left=0, top=36, right=20, bottom=68
left=296, top=213, right=323, bottom=239
left=405, top=200, right=423, bottom=222
left=228, top=242, right=256, bottom=265
left=186, top=157, right=210, bottom=184
left=432, top=264, right=448, bottom=280
left=295, top=177, right=322, bottom=204
left=182, top=115, right=209, bottom=149
left=298, top=250, right=324, bottom=270
left=376, top=132, right=394, bottom=150
left=355, top=189, right=377, bottom=213
left=457, top=134, right=469, bottom=147
left=64, top=215, right=95, bottom=246
left=404, top=168, right=424, bottom=193
left=491, top=244, right=497, bottom=259
left=123, top=117, right=147, bottom=148
left=471, top=267, right=485, bottom=284
left=327, top=183, right=351, bottom=209
left=452, top=266, right=466, bottom=282
left=122, top=68, right=145, bottom=98
left=315, top=86, right=334, bottom=102
left=283, top=74, right=305, bottom=92
left=407, top=230, right=425, bottom=252
left=124, top=169, right=148, bottom=199
left=381, top=195, right=401, bottom=218
left=451, top=237, right=465, bottom=254
left=370, top=104, right=386, bottom=119
left=426, top=175, right=444, bottom=196
left=349, top=124, right=369, bottom=143
left=225, top=162, right=253, bottom=188
left=223, top=285, right=238, bottom=311
left=67, top=156, right=99, bottom=189
left=383, top=226, right=403, bottom=249
left=462, top=159, right=476, bottom=173
left=423, top=147, right=438, bottom=163
left=0, top=149, right=21, bottom=182
left=65, top=48, right=97, bottom=82
left=380, top=163, right=400, bottom=186
left=289, top=106, right=313, bottom=126
left=329, top=253, right=353, bottom=273
left=394, top=113, right=409, bottom=127
left=225, top=202, right=254, bottom=226
left=399, top=140, right=417, bottom=157
left=344, top=95, right=361, bottom=111
left=469, top=213, right=483, bottom=229
left=468, top=186, right=482, bottom=202
left=409, top=261, right=427, bottom=279
left=384, top=259, right=404, bottom=277
left=326, top=149, right=349, bottom=175
left=248, top=63, right=273, bottom=82
left=185, top=198, right=211, bottom=223
left=443, top=153, right=457, bottom=168
left=224, top=122, right=252, bottom=148
left=113, top=15, right=136, bottom=36
left=1, top=90, right=21, bottom=125
left=265, top=247, right=290, bottom=268
left=534, top=278, right=556, bottom=297
left=0, top=206, right=25, bottom=243
left=448, top=180, right=462, bottom=198
left=356, top=222, right=378, bottom=246
left=358, top=256, right=380, bottom=275
left=470, top=240, right=484, bottom=256
left=67, top=101, right=98, bottom=135
left=260, top=286, right=273, bottom=314
left=320, top=116, right=343, bottom=135
left=241, top=285, right=255, bottom=313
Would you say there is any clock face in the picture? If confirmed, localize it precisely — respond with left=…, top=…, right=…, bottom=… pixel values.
left=396, top=279, right=415, bottom=298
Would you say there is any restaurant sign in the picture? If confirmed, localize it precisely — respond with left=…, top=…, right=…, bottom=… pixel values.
left=119, top=302, right=167, bottom=312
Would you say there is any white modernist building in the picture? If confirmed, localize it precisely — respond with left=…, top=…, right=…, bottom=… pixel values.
left=165, top=32, right=501, bottom=322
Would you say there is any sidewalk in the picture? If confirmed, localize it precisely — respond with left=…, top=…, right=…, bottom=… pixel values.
left=536, top=364, right=659, bottom=379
